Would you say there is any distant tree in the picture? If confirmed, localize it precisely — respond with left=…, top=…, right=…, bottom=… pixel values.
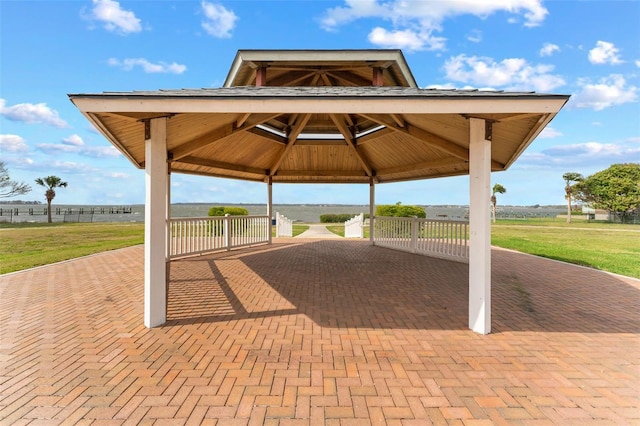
left=35, top=176, right=68, bottom=223
left=491, top=183, right=506, bottom=223
left=574, top=163, right=640, bottom=223
left=562, top=172, right=584, bottom=223
left=0, top=161, right=32, bottom=198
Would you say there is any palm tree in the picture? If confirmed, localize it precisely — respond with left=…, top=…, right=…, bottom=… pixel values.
left=491, top=183, right=506, bottom=223
left=562, top=172, right=583, bottom=223
left=35, top=176, right=68, bottom=223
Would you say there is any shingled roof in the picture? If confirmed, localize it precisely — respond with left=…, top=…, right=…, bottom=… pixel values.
left=69, top=50, right=569, bottom=184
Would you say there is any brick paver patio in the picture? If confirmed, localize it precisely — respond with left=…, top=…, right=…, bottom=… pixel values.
left=1, top=239, right=639, bottom=425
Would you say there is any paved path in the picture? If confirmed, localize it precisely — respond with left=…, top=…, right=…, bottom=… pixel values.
left=1, top=240, right=639, bottom=424
left=295, top=223, right=343, bottom=239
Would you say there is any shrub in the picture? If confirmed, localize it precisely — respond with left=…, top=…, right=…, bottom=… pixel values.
left=320, top=213, right=369, bottom=223
left=208, top=206, right=249, bottom=216
left=375, top=203, right=426, bottom=218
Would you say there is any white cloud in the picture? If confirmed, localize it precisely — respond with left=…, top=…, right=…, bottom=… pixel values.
left=521, top=140, right=640, bottom=169
left=443, top=54, right=566, bottom=92
left=635, top=60, right=640, bottom=68
left=539, top=43, right=560, bottom=57
left=0, top=99, right=68, bottom=128
left=201, top=1, right=237, bottom=38
left=367, top=27, right=445, bottom=51
left=588, top=41, right=623, bottom=65
left=321, top=0, right=547, bottom=50
left=107, top=172, right=130, bottom=179
left=573, top=74, right=638, bottom=110
left=89, top=0, right=142, bottom=35
left=539, top=127, right=562, bottom=139
left=467, top=30, right=482, bottom=43
left=50, top=160, right=98, bottom=174
left=108, top=58, right=187, bottom=74
left=83, top=146, right=121, bottom=158
left=0, top=134, right=29, bottom=152
left=37, top=137, right=120, bottom=158
left=62, top=134, right=85, bottom=147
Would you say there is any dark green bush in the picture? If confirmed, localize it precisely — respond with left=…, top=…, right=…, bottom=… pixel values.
left=208, top=206, right=249, bottom=216
left=320, top=213, right=359, bottom=223
left=375, top=203, right=426, bottom=218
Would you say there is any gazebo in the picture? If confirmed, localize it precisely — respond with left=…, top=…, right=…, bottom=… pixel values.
left=69, top=49, right=569, bottom=334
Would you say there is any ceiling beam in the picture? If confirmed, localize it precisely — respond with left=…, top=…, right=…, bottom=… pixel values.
left=355, top=127, right=394, bottom=145
left=170, top=123, right=235, bottom=161
left=377, top=157, right=464, bottom=175
left=295, top=139, right=347, bottom=146
left=170, top=113, right=280, bottom=161
left=246, top=127, right=286, bottom=144
left=268, top=71, right=316, bottom=87
left=276, top=170, right=366, bottom=177
left=360, top=113, right=470, bottom=161
left=325, top=71, right=370, bottom=87
left=179, top=156, right=268, bottom=176
left=269, top=113, right=312, bottom=176
left=330, top=114, right=374, bottom=178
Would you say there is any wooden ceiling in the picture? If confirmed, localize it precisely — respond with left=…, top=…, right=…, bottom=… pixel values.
left=70, top=50, right=569, bottom=185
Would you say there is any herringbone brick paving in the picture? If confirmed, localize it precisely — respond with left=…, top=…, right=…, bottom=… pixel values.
left=1, top=239, right=638, bottom=424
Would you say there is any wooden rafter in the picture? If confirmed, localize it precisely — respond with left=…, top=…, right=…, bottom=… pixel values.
left=169, top=113, right=280, bottom=161
left=179, top=156, right=268, bottom=176
left=360, top=113, right=470, bottom=161
left=377, top=157, right=463, bottom=175
left=170, top=123, right=235, bottom=161
left=269, top=114, right=312, bottom=176
left=276, top=170, right=366, bottom=177
left=356, top=127, right=394, bottom=145
left=329, top=114, right=374, bottom=177
left=325, top=71, right=370, bottom=87
left=295, top=139, right=347, bottom=146
left=268, top=71, right=316, bottom=87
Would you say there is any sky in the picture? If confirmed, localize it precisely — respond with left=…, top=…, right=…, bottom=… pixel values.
left=1, top=0, right=639, bottom=207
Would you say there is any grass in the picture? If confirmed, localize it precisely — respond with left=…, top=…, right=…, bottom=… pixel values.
left=326, top=224, right=370, bottom=238
left=492, top=220, right=640, bottom=279
left=2, top=219, right=638, bottom=279
left=271, top=224, right=309, bottom=237
left=0, top=222, right=144, bottom=274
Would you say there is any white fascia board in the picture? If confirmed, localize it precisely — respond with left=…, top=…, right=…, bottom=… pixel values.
left=71, top=97, right=568, bottom=115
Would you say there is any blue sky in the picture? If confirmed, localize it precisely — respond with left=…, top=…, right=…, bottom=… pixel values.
left=1, top=0, right=639, bottom=206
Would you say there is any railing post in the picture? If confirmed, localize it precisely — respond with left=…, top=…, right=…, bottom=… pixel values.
left=224, top=214, right=231, bottom=250
left=411, top=217, right=418, bottom=253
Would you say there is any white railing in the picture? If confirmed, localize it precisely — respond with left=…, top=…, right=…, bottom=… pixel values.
left=275, top=212, right=293, bottom=237
left=169, top=214, right=270, bottom=259
left=373, top=216, right=469, bottom=263
left=345, top=213, right=364, bottom=238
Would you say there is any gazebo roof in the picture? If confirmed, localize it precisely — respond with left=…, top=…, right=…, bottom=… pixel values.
left=69, top=50, right=569, bottom=184
left=223, top=49, right=417, bottom=88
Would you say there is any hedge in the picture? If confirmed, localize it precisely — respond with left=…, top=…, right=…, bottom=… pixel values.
left=375, top=204, right=426, bottom=218
left=320, top=213, right=370, bottom=223
left=208, top=206, right=249, bottom=216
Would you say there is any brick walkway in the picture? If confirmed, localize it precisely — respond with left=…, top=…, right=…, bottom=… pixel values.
left=1, top=239, right=639, bottom=425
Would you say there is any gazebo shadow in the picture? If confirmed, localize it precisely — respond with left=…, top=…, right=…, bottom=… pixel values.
left=166, top=240, right=640, bottom=334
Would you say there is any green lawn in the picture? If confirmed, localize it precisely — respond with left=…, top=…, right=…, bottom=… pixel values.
left=0, top=222, right=144, bottom=274
left=271, top=224, right=309, bottom=237
left=492, top=221, right=640, bottom=278
left=2, top=220, right=638, bottom=279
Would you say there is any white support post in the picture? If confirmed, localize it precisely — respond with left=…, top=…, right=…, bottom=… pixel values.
left=267, top=177, right=273, bottom=244
left=369, top=178, right=375, bottom=245
left=468, top=118, right=492, bottom=334
left=144, top=118, right=168, bottom=328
